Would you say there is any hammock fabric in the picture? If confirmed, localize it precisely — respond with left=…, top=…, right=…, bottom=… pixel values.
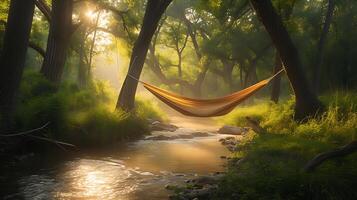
left=134, top=69, right=284, bottom=117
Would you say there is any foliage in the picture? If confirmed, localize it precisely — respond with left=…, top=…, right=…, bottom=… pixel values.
left=14, top=71, right=163, bottom=149
left=214, top=93, right=357, bottom=199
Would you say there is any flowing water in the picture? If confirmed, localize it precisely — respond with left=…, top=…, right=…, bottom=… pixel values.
left=1, top=125, right=231, bottom=200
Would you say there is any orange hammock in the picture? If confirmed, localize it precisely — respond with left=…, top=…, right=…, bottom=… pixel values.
left=132, top=69, right=284, bottom=117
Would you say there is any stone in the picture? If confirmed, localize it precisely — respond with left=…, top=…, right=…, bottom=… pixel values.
left=149, top=121, right=178, bottom=132
left=145, top=135, right=173, bottom=140
left=220, top=156, right=227, bottom=159
left=218, top=125, right=249, bottom=135
left=192, top=176, right=220, bottom=185
left=191, top=132, right=210, bottom=137
left=178, top=134, right=195, bottom=139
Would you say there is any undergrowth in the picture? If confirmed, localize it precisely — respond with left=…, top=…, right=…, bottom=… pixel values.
left=214, top=93, right=357, bottom=199
left=13, top=71, right=164, bottom=149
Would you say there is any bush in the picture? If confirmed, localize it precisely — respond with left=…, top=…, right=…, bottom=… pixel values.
left=67, top=107, right=148, bottom=147
left=14, top=71, right=163, bottom=149
left=214, top=92, right=357, bottom=199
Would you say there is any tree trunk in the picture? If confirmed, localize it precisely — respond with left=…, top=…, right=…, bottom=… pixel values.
left=250, top=0, right=323, bottom=120
left=116, top=0, right=172, bottom=111
left=239, top=65, right=244, bottom=88
left=192, top=65, right=209, bottom=98
left=178, top=54, right=184, bottom=94
left=88, top=11, right=101, bottom=73
left=40, top=0, right=73, bottom=84
left=270, top=3, right=293, bottom=103
left=78, top=38, right=87, bottom=88
left=313, top=0, right=335, bottom=94
left=244, top=64, right=258, bottom=88
left=222, top=60, right=234, bottom=92
left=0, top=0, right=35, bottom=128
left=271, top=52, right=283, bottom=103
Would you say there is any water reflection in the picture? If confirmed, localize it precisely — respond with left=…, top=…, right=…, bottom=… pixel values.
left=55, top=159, right=136, bottom=199
left=121, top=137, right=229, bottom=173
left=16, top=134, right=230, bottom=200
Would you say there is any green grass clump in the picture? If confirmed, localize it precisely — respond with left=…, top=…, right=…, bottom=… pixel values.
left=214, top=92, right=357, bottom=199
left=13, top=71, right=163, bottom=149
left=135, top=96, right=167, bottom=122
left=67, top=107, right=148, bottom=147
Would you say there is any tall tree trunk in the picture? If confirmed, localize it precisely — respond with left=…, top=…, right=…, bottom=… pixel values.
left=88, top=11, right=101, bottom=74
left=244, top=64, right=258, bottom=88
left=78, top=38, right=87, bottom=88
left=250, top=0, right=323, bottom=120
left=239, top=65, right=244, bottom=88
left=192, top=65, right=209, bottom=98
left=271, top=52, right=283, bottom=103
left=222, top=60, right=234, bottom=92
left=0, top=0, right=35, bottom=128
left=40, top=0, right=73, bottom=84
left=116, top=0, right=172, bottom=111
left=270, top=3, right=294, bottom=103
left=313, top=0, right=335, bottom=94
left=177, top=52, right=183, bottom=94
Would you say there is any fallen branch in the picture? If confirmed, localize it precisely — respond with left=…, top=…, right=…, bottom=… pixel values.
left=0, top=122, right=76, bottom=150
left=0, top=122, right=50, bottom=137
left=245, top=117, right=266, bottom=134
left=304, top=140, right=357, bottom=172
left=27, top=134, right=76, bottom=148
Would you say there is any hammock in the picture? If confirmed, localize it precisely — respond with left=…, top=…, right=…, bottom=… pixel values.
left=131, top=69, right=284, bottom=117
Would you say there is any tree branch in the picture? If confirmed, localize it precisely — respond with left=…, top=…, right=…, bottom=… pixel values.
left=28, top=41, right=46, bottom=57
left=0, top=122, right=49, bottom=137
left=35, top=0, right=51, bottom=22
left=304, top=141, right=357, bottom=172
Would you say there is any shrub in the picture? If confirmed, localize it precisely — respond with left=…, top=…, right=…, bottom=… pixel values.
left=13, top=71, right=164, bottom=149
left=214, top=92, right=357, bottom=199
left=67, top=107, right=148, bottom=148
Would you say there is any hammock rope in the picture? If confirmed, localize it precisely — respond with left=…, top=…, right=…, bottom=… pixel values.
left=128, top=69, right=285, bottom=117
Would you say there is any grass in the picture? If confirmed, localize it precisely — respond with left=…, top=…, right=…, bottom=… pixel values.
left=213, top=93, right=357, bottom=199
left=12, top=71, right=165, bottom=150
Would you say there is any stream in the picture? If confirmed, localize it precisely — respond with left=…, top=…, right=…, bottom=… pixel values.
left=1, top=121, right=232, bottom=200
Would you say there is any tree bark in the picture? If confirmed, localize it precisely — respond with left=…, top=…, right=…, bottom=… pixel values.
left=313, top=0, right=335, bottom=94
left=40, top=0, right=73, bottom=84
left=116, top=0, right=172, bottom=111
left=270, top=52, right=283, bottom=103
left=0, top=0, right=35, bottom=128
left=250, top=0, right=323, bottom=120
left=270, top=3, right=294, bottom=103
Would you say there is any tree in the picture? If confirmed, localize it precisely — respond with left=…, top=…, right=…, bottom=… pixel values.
left=116, top=0, right=173, bottom=111
left=250, top=0, right=323, bottom=120
left=40, top=0, right=74, bottom=84
left=313, top=0, right=335, bottom=94
left=162, top=19, right=189, bottom=94
left=270, top=0, right=296, bottom=103
left=0, top=0, right=35, bottom=128
left=270, top=51, right=283, bottom=103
